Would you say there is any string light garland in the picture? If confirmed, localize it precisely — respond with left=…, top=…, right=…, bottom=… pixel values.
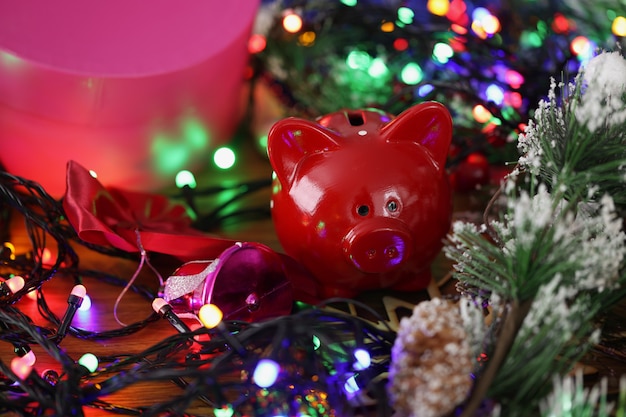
left=2, top=2, right=626, bottom=416
left=0, top=168, right=398, bottom=416
left=172, top=176, right=272, bottom=231
left=249, top=0, right=626, bottom=171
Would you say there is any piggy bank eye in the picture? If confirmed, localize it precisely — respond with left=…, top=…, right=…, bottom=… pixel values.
left=356, top=205, right=370, bottom=216
left=386, top=200, right=399, bottom=213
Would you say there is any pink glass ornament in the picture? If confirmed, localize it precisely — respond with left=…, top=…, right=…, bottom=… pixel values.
left=162, top=242, right=303, bottom=323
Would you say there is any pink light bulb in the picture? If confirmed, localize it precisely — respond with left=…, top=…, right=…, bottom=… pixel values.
left=11, top=356, right=32, bottom=380
left=5, top=276, right=25, bottom=294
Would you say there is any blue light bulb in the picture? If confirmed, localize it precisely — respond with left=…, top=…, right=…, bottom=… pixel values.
left=253, top=359, right=280, bottom=388
left=353, top=348, right=371, bottom=371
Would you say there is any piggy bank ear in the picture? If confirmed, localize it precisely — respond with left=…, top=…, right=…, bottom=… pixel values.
left=382, top=101, right=453, bottom=169
left=267, top=118, right=340, bottom=185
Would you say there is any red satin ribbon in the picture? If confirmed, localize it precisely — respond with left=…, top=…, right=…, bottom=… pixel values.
left=62, top=160, right=236, bottom=261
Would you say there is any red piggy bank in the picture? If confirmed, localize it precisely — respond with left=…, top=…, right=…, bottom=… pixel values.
left=267, top=102, right=453, bottom=299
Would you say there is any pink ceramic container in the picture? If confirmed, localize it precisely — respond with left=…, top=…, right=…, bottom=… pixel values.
left=0, top=1, right=258, bottom=196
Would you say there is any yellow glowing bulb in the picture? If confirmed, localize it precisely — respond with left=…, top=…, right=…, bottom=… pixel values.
left=472, top=105, right=492, bottom=123
left=612, top=16, right=626, bottom=36
left=298, top=31, right=316, bottom=46
left=3, top=242, right=15, bottom=260
left=380, top=21, right=395, bottom=32
left=283, top=13, right=303, bottom=33
left=427, top=0, right=450, bottom=16
left=471, top=21, right=488, bottom=39
left=481, top=15, right=501, bottom=34
left=199, top=304, right=224, bottom=329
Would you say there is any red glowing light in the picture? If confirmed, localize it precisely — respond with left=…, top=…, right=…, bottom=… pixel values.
left=449, top=37, right=467, bottom=52
left=393, top=38, right=409, bottom=51
left=446, top=0, right=468, bottom=25
left=248, top=33, right=267, bottom=54
left=504, top=69, right=524, bottom=89
left=505, top=91, right=523, bottom=108
left=40, top=248, right=53, bottom=266
left=451, top=23, right=468, bottom=35
left=552, top=13, right=570, bottom=34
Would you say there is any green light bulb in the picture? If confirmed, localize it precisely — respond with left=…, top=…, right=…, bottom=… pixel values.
left=397, top=7, right=415, bottom=24
left=400, top=62, right=423, bottom=85
left=78, top=353, right=98, bottom=373
left=312, top=335, right=321, bottom=350
left=346, top=50, right=372, bottom=70
left=213, top=147, right=236, bottom=170
left=368, top=57, right=389, bottom=78
left=213, top=405, right=235, bottom=417
left=433, top=42, right=454, bottom=63
left=175, top=170, right=197, bottom=189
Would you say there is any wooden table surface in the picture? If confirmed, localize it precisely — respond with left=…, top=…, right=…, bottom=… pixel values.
left=3, top=136, right=626, bottom=416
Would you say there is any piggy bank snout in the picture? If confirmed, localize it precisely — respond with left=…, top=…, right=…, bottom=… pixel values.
left=342, top=219, right=413, bottom=274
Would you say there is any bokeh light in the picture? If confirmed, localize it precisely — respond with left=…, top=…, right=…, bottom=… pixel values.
left=199, top=304, right=224, bottom=329
left=612, top=16, right=626, bottom=36
left=175, top=170, right=197, bottom=189
left=213, top=405, right=235, bottom=417
left=5, top=275, right=24, bottom=294
left=427, top=0, right=450, bottom=16
left=346, top=50, right=372, bottom=70
left=552, top=13, right=571, bottom=34
left=380, top=21, right=395, bottom=32
left=400, top=62, right=424, bottom=85
left=253, top=359, right=280, bottom=388
left=504, top=69, right=524, bottom=89
left=78, top=353, right=99, bottom=373
left=78, top=294, right=92, bottom=312
left=248, top=33, right=267, bottom=54
left=397, top=7, right=415, bottom=24
left=486, top=84, right=505, bottom=105
left=353, top=349, right=371, bottom=371
left=213, top=147, right=236, bottom=170
left=282, top=12, right=303, bottom=33
left=418, top=84, right=435, bottom=97
left=393, top=38, right=409, bottom=51
left=472, top=104, right=492, bottom=123
left=11, top=356, right=32, bottom=380
left=298, top=31, right=316, bottom=46
left=368, top=57, right=389, bottom=78
left=433, top=42, right=454, bottom=63
left=570, top=35, right=595, bottom=63
left=344, top=375, right=360, bottom=394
